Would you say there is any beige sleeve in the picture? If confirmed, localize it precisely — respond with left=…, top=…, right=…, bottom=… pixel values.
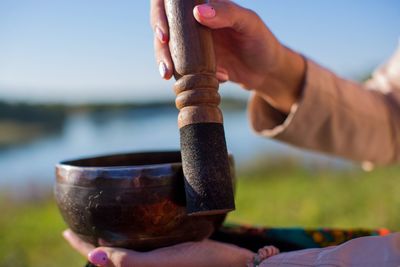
left=260, top=233, right=400, bottom=267
left=248, top=45, right=400, bottom=165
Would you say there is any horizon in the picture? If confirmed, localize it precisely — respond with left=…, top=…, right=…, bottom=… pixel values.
left=0, top=0, right=399, bottom=103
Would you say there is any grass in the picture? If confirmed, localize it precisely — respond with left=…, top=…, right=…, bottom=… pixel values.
left=229, top=162, right=400, bottom=229
left=0, top=195, right=84, bottom=267
left=1, top=161, right=399, bottom=267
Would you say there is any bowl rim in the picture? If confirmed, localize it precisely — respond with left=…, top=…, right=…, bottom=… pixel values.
left=56, top=150, right=183, bottom=171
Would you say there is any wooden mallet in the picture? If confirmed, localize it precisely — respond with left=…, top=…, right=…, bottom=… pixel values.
left=165, top=0, right=235, bottom=215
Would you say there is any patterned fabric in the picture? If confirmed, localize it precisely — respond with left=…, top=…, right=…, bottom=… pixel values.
left=211, top=224, right=391, bottom=252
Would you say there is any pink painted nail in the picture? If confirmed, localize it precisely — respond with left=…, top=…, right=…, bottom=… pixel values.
left=155, top=26, right=167, bottom=43
left=88, top=250, right=108, bottom=266
left=196, top=4, right=216, bottom=18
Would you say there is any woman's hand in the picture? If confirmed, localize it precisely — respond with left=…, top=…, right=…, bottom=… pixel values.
left=63, top=229, right=254, bottom=267
left=151, top=0, right=306, bottom=113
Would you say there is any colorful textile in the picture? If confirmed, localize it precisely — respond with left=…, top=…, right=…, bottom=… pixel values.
left=211, top=224, right=391, bottom=252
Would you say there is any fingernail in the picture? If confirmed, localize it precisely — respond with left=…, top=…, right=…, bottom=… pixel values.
left=196, top=4, right=216, bottom=18
left=88, top=250, right=108, bottom=267
left=62, top=230, right=71, bottom=239
left=216, top=71, right=229, bottom=82
left=155, top=26, right=167, bottom=43
left=159, top=61, right=167, bottom=79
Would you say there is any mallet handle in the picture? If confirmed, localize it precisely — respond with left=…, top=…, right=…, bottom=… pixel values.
left=165, top=0, right=222, bottom=128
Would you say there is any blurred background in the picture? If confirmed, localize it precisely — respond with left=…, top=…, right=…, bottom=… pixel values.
left=0, top=0, right=399, bottom=266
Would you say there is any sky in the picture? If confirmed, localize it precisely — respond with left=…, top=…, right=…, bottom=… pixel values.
left=0, top=0, right=399, bottom=103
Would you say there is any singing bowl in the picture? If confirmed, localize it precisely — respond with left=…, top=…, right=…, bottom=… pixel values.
left=55, top=151, right=234, bottom=251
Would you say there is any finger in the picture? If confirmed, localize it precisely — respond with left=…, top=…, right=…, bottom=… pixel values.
left=259, top=250, right=267, bottom=258
left=150, top=0, right=169, bottom=43
left=88, top=246, right=174, bottom=267
left=193, top=1, right=261, bottom=33
left=87, top=247, right=137, bottom=267
left=268, top=246, right=276, bottom=255
left=150, top=0, right=174, bottom=79
left=62, top=229, right=95, bottom=257
left=216, top=66, right=229, bottom=83
left=154, top=37, right=174, bottom=80
left=87, top=242, right=196, bottom=267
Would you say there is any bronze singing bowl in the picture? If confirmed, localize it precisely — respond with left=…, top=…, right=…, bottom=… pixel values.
left=55, top=151, right=234, bottom=251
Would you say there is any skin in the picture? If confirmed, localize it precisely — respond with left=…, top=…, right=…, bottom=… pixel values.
left=63, top=229, right=254, bottom=267
left=65, top=1, right=306, bottom=266
left=152, top=0, right=306, bottom=113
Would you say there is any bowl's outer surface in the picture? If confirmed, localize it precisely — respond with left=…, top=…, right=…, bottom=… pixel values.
left=55, top=151, right=230, bottom=251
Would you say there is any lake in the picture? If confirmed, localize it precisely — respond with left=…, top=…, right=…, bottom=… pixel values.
left=0, top=108, right=350, bottom=192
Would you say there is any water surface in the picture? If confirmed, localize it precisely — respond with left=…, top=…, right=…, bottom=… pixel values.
left=0, top=108, right=350, bottom=191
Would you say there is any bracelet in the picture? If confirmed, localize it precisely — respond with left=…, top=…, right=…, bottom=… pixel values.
left=250, top=254, right=263, bottom=267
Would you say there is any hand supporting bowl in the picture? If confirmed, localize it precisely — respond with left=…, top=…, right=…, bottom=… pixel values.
left=55, top=151, right=234, bottom=251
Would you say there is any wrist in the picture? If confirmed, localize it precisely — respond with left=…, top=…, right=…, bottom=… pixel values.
left=234, top=247, right=255, bottom=267
left=254, top=46, right=306, bottom=114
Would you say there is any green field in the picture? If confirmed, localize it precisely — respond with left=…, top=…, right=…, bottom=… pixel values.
left=1, top=162, right=399, bottom=267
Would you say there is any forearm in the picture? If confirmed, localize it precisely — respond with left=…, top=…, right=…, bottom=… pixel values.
left=249, top=58, right=400, bottom=165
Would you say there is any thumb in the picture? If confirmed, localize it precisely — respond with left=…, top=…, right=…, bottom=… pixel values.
left=193, top=1, right=261, bottom=33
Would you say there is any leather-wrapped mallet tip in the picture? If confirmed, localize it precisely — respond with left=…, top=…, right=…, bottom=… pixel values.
left=180, top=123, right=235, bottom=216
